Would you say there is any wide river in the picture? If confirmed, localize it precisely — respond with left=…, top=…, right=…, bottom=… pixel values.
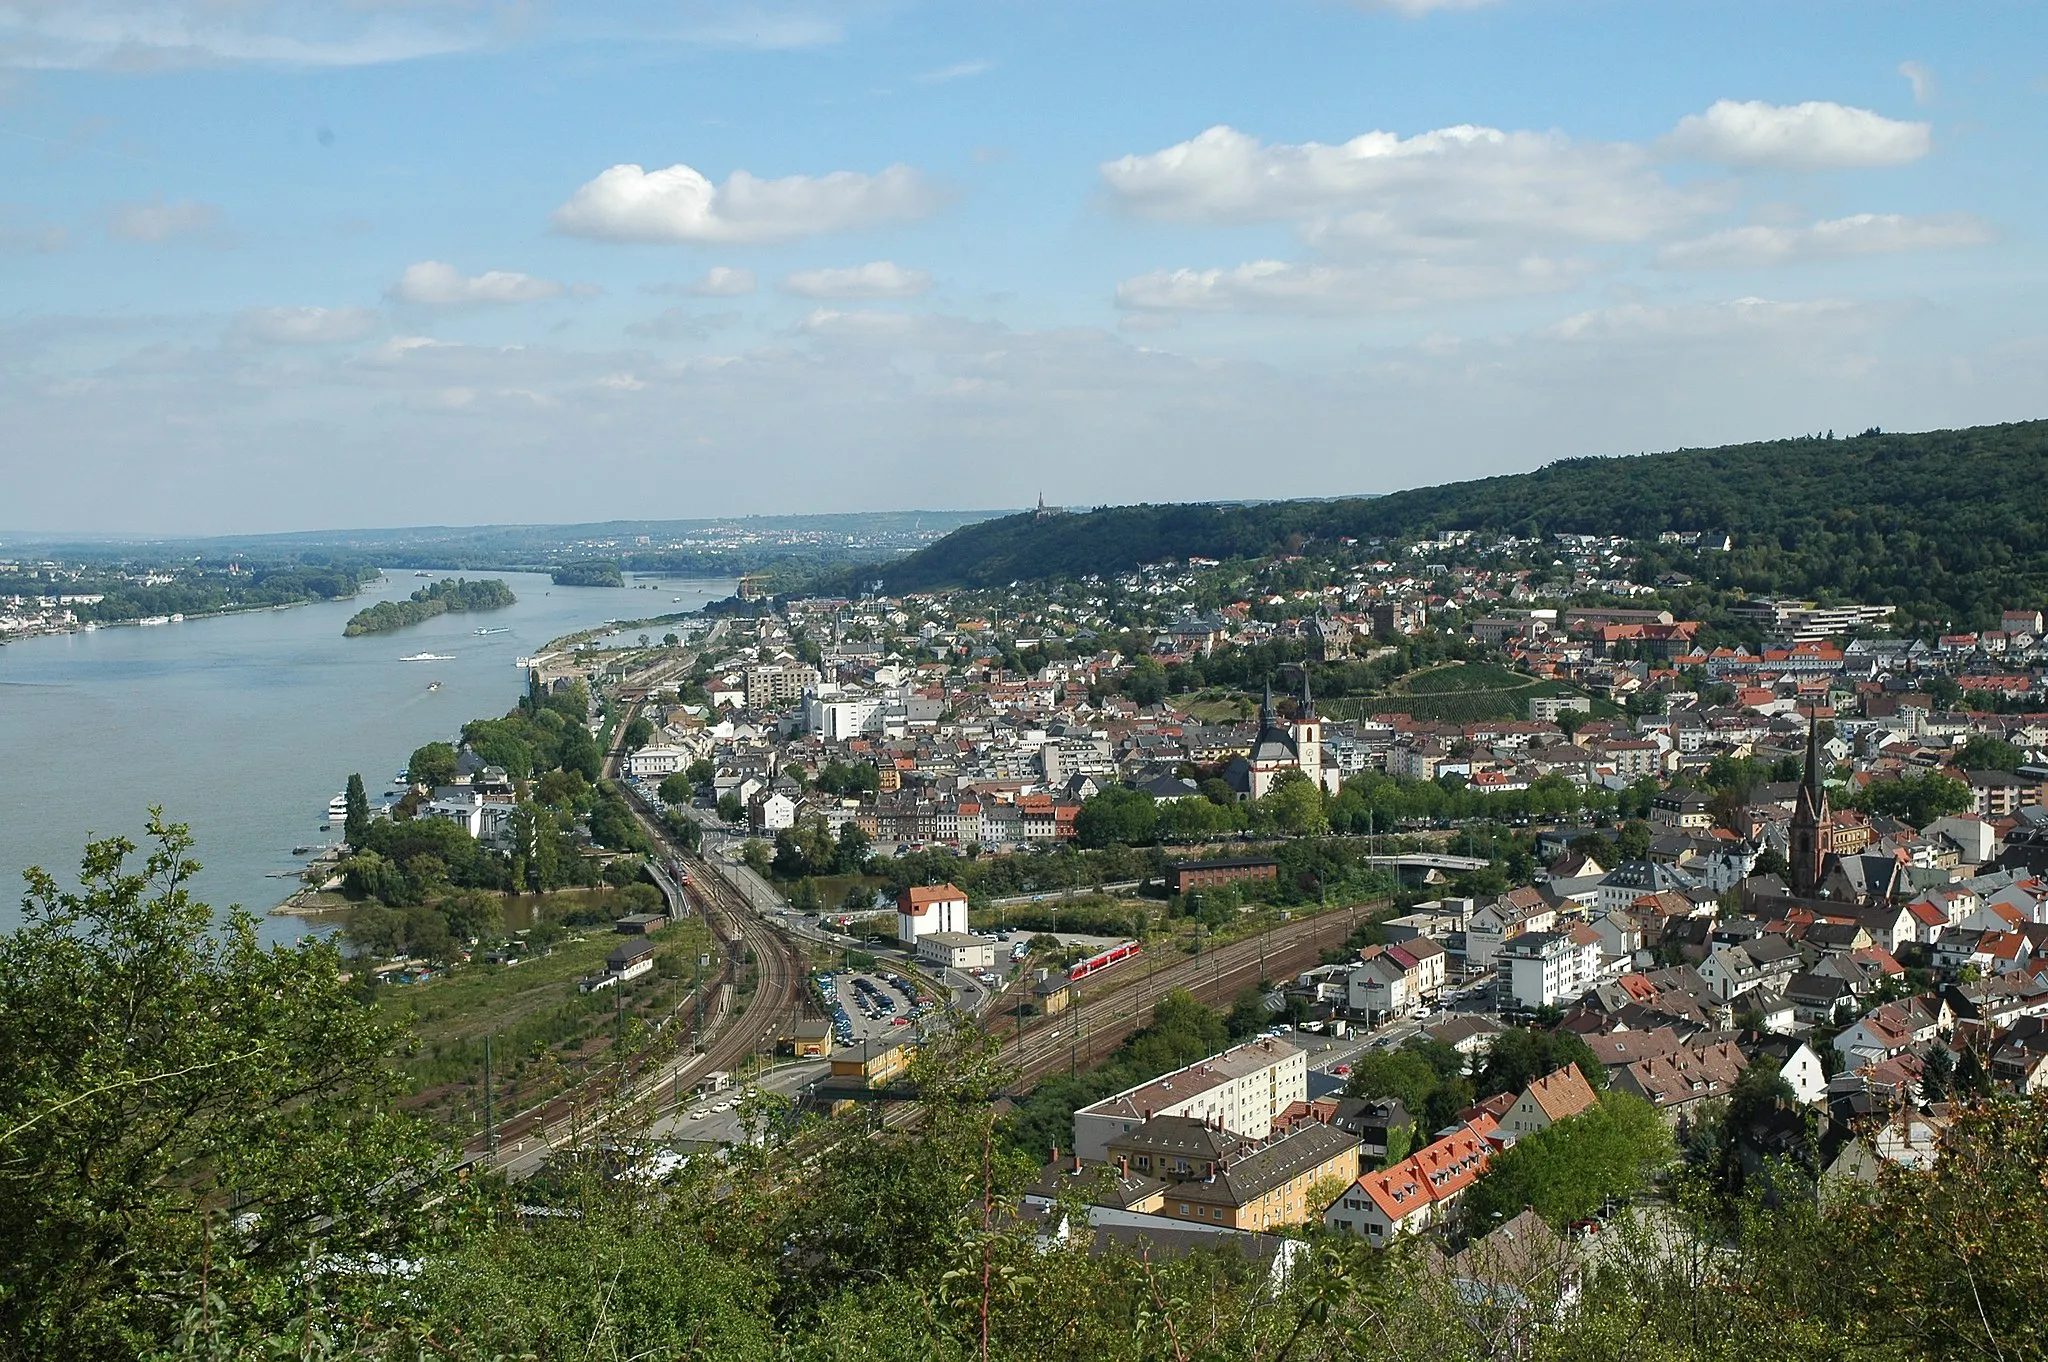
left=0, top=571, right=732, bottom=942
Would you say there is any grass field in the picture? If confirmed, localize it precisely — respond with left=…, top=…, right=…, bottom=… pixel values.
left=379, top=914, right=715, bottom=1130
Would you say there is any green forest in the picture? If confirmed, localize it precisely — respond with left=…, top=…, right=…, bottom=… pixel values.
left=857, top=420, right=2048, bottom=628
left=4, top=820, right=2048, bottom=1362
left=341, top=578, right=516, bottom=636
left=17, top=557, right=378, bottom=623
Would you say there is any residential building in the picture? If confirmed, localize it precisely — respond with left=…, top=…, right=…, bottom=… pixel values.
left=1072, top=1038, right=1308, bottom=1162
left=1501, top=1065, right=1599, bottom=1137
left=1324, top=1120, right=1496, bottom=1245
left=916, top=931, right=995, bottom=971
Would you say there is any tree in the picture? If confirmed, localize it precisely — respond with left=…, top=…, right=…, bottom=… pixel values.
left=1344, top=1048, right=1440, bottom=1115
left=663, top=632, right=680, bottom=647
left=687, top=756, right=717, bottom=785
left=1953, top=734, right=2022, bottom=773
left=717, top=792, right=744, bottom=823
left=1256, top=769, right=1329, bottom=837
left=1751, top=846, right=1790, bottom=880
left=1612, top=819, right=1654, bottom=862
left=407, top=741, right=459, bottom=789
left=1476, top=1027, right=1607, bottom=1100
left=741, top=840, right=772, bottom=878
left=1074, top=787, right=1159, bottom=848
left=1465, top=1092, right=1674, bottom=1229
left=344, top=771, right=371, bottom=848
left=0, top=815, right=445, bottom=1355
left=1121, top=656, right=1168, bottom=707
left=834, top=821, right=872, bottom=874
left=658, top=771, right=696, bottom=806
left=622, top=716, right=655, bottom=751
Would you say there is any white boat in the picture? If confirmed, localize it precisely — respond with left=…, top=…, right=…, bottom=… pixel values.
left=426, top=680, right=442, bottom=692
left=326, top=793, right=349, bottom=823
left=139, top=615, right=169, bottom=626
left=474, top=627, right=508, bottom=636
left=399, top=652, right=455, bottom=662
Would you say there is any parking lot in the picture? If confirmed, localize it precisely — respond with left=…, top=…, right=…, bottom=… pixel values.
left=816, top=969, right=934, bottom=1048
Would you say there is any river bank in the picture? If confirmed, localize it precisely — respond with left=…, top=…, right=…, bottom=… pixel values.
left=0, top=571, right=734, bottom=944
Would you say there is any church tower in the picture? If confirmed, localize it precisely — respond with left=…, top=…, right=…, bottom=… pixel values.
left=1788, top=709, right=1831, bottom=898
left=1293, top=673, right=1325, bottom=792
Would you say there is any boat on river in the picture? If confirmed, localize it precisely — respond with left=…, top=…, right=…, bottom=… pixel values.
left=474, top=626, right=508, bottom=636
left=426, top=680, right=442, bottom=692
left=399, top=652, right=454, bottom=662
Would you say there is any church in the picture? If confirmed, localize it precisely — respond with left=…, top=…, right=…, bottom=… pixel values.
left=1224, top=677, right=1339, bottom=799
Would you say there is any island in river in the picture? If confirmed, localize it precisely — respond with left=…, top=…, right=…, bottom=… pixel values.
left=343, top=578, right=515, bottom=636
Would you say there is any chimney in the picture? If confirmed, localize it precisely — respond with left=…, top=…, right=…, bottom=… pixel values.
left=1117, top=1155, right=1129, bottom=1177
left=1073, top=1153, right=1082, bottom=1174
left=1050, top=1144, right=1059, bottom=1168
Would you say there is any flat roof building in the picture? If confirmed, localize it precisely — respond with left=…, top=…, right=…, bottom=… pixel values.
left=1073, top=1037, right=1307, bottom=1162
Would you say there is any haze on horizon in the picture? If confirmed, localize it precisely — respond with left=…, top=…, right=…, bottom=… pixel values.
left=0, top=0, right=2042, bottom=537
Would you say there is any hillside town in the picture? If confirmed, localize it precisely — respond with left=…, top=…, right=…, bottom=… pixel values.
left=422, top=527, right=2033, bottom=1251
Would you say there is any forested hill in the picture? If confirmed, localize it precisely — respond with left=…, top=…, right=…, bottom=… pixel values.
left=857, top=419, right=2048, bottom=626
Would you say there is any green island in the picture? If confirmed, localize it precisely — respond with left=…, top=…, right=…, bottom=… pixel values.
left=342, top=577, right=516, bottom=636
left=550, top=557, right=624, bottom=587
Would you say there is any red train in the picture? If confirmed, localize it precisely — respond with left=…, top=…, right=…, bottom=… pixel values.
left=1068, top=940, right=1141, bottom=982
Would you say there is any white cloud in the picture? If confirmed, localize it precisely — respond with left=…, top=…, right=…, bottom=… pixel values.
left=1899, top=61, right=1936, bottom=106
left=0, top=0, right=505, bottom=69
left=107, top=197, right=226, bottom=243
left=1349, top=0, right=1501, bottom=13
left=783, top=260, right=931, bottom=299
left=916, top=58, right=991, bottom=82
left=1659, top=213, right=1992, bottom=268
left=692, top=265, right=757, bottom=295
left=387, top=261, right=565, bottom=306
left=1101, top=123, right=1714, bottom=250
left=1115, top=256, right=1591, bottom=315
left=1540, top=295, right=1880, bottom=344
left=1662, top=99, right=1930, bottom=169
left=0, top=1, right=858, bottom=69
left=552, top=161, right=947, bottom=244
left=236, top=305, right=380, bottom=345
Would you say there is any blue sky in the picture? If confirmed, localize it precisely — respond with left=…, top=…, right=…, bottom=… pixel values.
left=0, top=0, right=2042, bottom=534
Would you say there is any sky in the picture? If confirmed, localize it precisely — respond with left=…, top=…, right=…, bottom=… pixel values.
left=0, top=0, right=2043, bottom=535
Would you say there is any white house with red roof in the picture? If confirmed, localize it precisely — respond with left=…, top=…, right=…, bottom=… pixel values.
left=1322, top=1117, right=1498, bottom=1246
left=896, top=883, right=969, bottom=944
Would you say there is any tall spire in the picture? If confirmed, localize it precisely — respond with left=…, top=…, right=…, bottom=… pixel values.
left=1261, top=677, right=1275, bottom=723
left=1802, top=706, right=1820, bottom=800
left=1299, top=670, right=1315, bottom=720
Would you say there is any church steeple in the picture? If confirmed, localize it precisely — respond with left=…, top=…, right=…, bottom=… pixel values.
left=1260, top=678, right=1275, bottom=725
left=1789, top=707, right=1831, bottom=898
left=1299, top=672, right=1316, bottom=721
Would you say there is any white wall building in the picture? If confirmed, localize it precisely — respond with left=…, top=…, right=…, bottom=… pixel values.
left=897, top=883, right=969, bottom=944
left=1072, top=1039, right=1307, bottom=1162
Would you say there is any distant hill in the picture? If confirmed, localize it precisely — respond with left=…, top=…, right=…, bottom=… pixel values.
left=855, top=420, right=2048, bottom=628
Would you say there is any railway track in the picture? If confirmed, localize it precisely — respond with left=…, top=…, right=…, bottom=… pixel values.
left=997, top=904, right=1378, bottom=1085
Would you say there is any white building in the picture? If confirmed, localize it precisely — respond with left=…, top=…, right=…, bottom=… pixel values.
left=897, top=883, right=969, bottom=944
left=1496, top=928, right=1602, bottom=1012
left=625, top=746, right=693, bottom=778
left=1072, top=1038, right=1307, bottom=1162
left=916, top=931, right=995, bottom=971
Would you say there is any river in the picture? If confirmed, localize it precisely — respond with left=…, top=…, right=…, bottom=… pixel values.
left=0, top=571, right=732, bottom=942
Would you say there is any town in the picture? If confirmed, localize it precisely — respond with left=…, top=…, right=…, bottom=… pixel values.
left=321, top=513, right=2046, bottom=1272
